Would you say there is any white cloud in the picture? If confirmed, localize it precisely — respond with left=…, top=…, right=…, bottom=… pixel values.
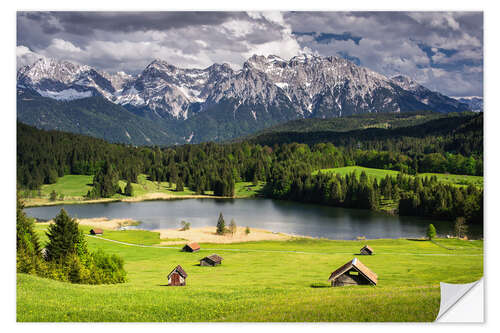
left=16, top=45, right=43, bottom=68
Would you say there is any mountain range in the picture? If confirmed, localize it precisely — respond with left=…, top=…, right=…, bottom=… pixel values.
left=17, top=54, right=474, bottom=145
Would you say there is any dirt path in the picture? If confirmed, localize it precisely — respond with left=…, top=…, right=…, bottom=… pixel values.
left=86, top=235, right=483, bottom=257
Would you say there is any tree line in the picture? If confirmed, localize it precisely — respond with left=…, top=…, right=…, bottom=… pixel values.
left=266, top=170, right=482, bottom=226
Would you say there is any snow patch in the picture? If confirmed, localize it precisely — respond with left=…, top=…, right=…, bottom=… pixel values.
left=36, top=88, right=93, bottom=101
left=275, top=82, right=289, bottom=90
left=251, top=110, right=257, bottom=120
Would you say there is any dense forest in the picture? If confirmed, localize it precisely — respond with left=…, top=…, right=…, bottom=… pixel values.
left=17, top=111, right=483, bottom=225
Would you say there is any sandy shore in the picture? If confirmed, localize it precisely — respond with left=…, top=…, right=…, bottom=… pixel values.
left=37, top=217, right=139, bottom=230
left=156, top=226, right=297, bottom=244
left=23, top=193, right=243, bottom=208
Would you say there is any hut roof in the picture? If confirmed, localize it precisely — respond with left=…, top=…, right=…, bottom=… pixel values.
left=328, top=258, right=378, bottom=285
left=168, top=265, right=188, bottom=279
left=185, top=242, right=200, bottom=251
left=361, top=245, right=374, bottom=253
left=91, top=228, right=103, bottom=234
left=202, top=254, right=223, bottom=263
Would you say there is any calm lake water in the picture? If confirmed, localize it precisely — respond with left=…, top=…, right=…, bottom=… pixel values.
left=23, top=198, right=480, bottom=240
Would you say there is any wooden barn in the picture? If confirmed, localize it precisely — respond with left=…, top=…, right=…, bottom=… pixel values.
left=360, top=245, right=374, bottom=255
left=90, top=228, right=103, bottom=235
left=328, top=258, right=378, bottom=287
left=182, top=242, right=200, bottom=252
left=200, top=254, right=223, bottom=266
left=167, top=265, right=188, bottom=286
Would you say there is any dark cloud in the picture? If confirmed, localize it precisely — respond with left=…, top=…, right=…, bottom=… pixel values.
left=293, top=31, right=362, bottom=45
left=336, top=51, right=361, bottom=66
left=19, top=11, right=246, bottom=35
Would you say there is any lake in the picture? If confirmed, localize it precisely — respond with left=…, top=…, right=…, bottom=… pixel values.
left=23, top=198, right=479, bottom=240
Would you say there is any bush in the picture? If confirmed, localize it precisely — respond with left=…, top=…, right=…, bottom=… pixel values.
left=19, top=205, right=127, bottom=285
left=229, top=219, right=237, bottom=235
left=49, top=190, right=57, bottom=201
left=245, top=226, right=250, bottom=235
left=180, top=220, right=191, bottom=231
left=427, top=224, right=437, bottom=240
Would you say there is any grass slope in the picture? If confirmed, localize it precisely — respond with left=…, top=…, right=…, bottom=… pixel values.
left=315, top=166, right=483, bottom=187
left=17, top=226, right=483, bottom=322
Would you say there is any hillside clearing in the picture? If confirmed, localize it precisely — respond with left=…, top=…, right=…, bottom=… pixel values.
left=315, top=166, right=483, bottom=187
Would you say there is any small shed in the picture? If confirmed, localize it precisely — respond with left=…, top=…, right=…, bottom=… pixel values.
left=360, top=245, right=374, bottom=255
left=182, top=242, right=200, bottom=252
left=167, top=265, right=188, bottom=286
left=328, top=258, right=378, bottom=287
left=200, top=254, right=223, bottom=266
left=90, top=228, right=103, bottom=235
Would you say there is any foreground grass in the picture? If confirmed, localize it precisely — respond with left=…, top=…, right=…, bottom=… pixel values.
left=316, top=166, right=483, bottom=187
left=18, top=227, right=483, bottom=322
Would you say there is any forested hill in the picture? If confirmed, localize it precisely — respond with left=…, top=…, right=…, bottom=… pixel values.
left=245, top=112, right=483, bottom=156
left=17, top=120, right=483, bottom=225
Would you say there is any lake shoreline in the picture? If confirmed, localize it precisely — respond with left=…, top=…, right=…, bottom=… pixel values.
left=22, top=193, right=247, bottom=208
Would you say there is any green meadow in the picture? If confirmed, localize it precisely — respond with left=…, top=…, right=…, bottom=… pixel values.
left=17, top=224, right=483, bottom=322
left=315, top=166, right=483, bottom=187
left=29, top=166, right=480, bottom=209
left=26, top=174, right=265, bottom=207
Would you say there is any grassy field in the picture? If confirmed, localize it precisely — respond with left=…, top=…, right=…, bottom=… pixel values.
left=315, top=166, right=483, bottom=187
left=24, top=174, right=265, bottom=207
left=40, top=175, right=94, bottom=197
left=17, top=225, right=483, bottom=322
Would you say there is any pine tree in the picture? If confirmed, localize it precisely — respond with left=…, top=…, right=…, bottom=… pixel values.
left=16, top=194, right=41, bottom=273
left=216, top=212, right=226, bottom=235
left=427, top=224, right=437, bottom=240
left=176, top=178, right=184, bottom=192
left=245, top=226, right=250, bottom=235
left=125, top=180, right=133, bottom=196
left=45, top=209, right=80, bottom=261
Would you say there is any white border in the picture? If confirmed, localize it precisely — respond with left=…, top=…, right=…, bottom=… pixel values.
left=2, top=1, right=497, bottom=332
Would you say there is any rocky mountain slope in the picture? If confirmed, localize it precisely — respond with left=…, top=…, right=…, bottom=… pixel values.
left=17, top=54, right=472, bottom=145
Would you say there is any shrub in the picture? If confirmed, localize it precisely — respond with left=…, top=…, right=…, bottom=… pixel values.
left=49, top=190, right=58, bottom=201
left=427, top=224, right=437, bottom=240
left=245, top=226, right=250, bottom=235
left=229, top=219, right=237, bottom=235
left=180, top=220, right=191, bottom=231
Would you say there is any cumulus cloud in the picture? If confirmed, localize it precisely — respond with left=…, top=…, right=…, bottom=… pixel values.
left=16, top=45, right=44, bottom=69
left=16, top=11, right=483, bottom=97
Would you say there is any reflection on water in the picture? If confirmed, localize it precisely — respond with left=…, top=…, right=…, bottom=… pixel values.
left=24, top=198, right=481, bottom=240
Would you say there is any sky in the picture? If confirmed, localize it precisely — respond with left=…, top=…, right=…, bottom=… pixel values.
left=16, top=11, right=483, bottom=97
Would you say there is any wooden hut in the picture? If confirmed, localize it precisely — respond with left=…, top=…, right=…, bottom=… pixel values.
left=360, top=245, right=374, bottom=255
left=200, top=254, right=223, bottom=266
left=90, top=228, right=103, bottom=235
left=182, top=242, right=200, bottom=252
left=328, top=258, right=378, bottom=287
left=167, top=265, right=188, bottom=286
